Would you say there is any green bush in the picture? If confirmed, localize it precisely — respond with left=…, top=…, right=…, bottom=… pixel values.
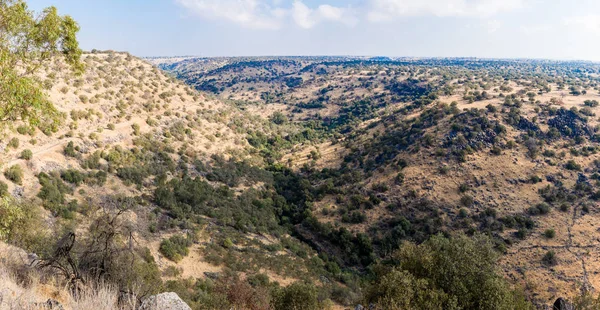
left=159, top=235, right=192, bottom=262
left=4, top=165, right=23, bottom=185
left=543, top=229, right=556, bottom=239
left=64, top=141, right=78, bottom=158
left=366, top=234, right=533, bottom=310
left=61, top=169, right=86, bottom=186
left=273, top=282, right=321, bottom=310
left=37, top=172, right=72, bottom=215
left=20, top=149, right=33, bottom=160
left=565, top=160, right=581, bottom=171
left=0, top=181, right=7, bottom=197
left=7, top=137, right=19, bottom=149
left=542, top=250, right=557, bottom=266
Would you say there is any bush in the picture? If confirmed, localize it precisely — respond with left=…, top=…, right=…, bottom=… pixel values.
left=4, top=165, right=23, bottom=185
left=366, top=234, right=533, bottom=310
left=37, top=172, right=72, bottom=215
left=0, top=197, right=47, bottom=251
left=20, top=149, right=32, bottom=160
left=7, top=138, right=19, bottom=149
left=64, top=141, right=78, bottom=158
left=273, top=282, right=321, bottom=310
left=565, top=160, right=581, bottom=171
left=543, top=229, right=556, bottom=239
left=0, top=181, right=7, bottom=197
left=159, top=235, right=192, bottom=262
left=61, top=169, right=86, bottom=186
left=542, top=250, right=557, bottom=266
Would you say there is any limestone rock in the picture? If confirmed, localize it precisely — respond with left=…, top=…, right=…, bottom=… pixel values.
left=140, top=292, right=191, bottom=310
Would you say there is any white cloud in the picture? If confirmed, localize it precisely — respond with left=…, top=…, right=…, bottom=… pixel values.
left=292, top=1, right=316, bottom=29
left=563, top=15, right=600, bottom=34
left=520, top=24, right=551, bottom=35
left=292, top=1, right=358, bottom=29
left=176, top=0, right=356, bottom=30
left=485, top=19, right=501, bottom=33
left=368, top=0, right=525, bottom=21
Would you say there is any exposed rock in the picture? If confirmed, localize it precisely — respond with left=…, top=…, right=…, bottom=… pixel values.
left=553, top=297, right=574, bottom=310
left=517, top=117, right=541, bottom=133
left=204, top=271, right=220, bottom=280
left=548, top=108, right=592, bottom=138
left=12, top=187, right=24, bottom=198
left=42, top=299, right=64, bottom=310
left=140, top=292, right=191, bottom=310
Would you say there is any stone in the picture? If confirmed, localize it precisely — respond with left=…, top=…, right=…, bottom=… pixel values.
left=553, top=298, right=574, bottom=310
left=204, top=271, right=220, bottom=280
left=140, top=292, right=191, bottom=310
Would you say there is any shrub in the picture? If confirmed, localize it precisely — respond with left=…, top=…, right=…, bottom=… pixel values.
left=20, top=149, right=32, bottom=160
left=0, top=181, right=7, bottom=197
left=16, top=125, right=34, bottom=135
left=37, top=172, right=72, bottom=215
left=565, top=160, right=581, bottom=171
left=542, top=250, right=557, bottom=266
left=543, top=229, right=556, bottom=239
left=0, top=197, right=45, bottom=248
left=4, top=165, right=23, bottom=185
left=159, top=235, right=192, bottom=262
left=460, top=195, right=474, bottom=207
left=528, top=203, right=551, bottom=215
left=7, top=138, right=19, bottom=149
left=273, top=282, right=321, bottom=310
left=61, top=169, right=86, bottom=186
left=132, top=123, right=140, bottom=136
left=366, top=234, right=532, bottom=309
left=64, top=141, right=78, bottom=158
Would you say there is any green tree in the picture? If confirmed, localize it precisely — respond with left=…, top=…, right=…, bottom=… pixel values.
left=367, top=234, right=533, bottom=310
left=0, top=0, right=82, bottom=129
left=273, top=282, right=322, bottom=310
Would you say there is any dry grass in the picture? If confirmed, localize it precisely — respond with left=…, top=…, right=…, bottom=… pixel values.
left=0, top=241, right=135, bottom=310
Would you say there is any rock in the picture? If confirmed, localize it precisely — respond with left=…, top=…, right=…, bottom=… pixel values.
left=31, top=299, right=64, bottom=310
left=12, top=187, right=24, bottom=198
left=553, top=297, right=574, bottom=310
left=140, top=292, right=191, bottom=310
left=44, top=299, right=64, bottom=310
left=204, top=271, right=220, bottom=280
left=354, top=305, right=365, bottom=310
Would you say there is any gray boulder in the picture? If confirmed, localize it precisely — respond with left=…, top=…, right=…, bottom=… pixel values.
left=140, top=292, right=191, bottom=310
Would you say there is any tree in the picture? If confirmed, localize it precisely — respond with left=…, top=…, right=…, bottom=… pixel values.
left=366, top=234, right=533, bottom=310
left=0, top=0, right=83, bottom=129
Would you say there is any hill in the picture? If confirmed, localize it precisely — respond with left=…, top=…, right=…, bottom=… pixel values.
left=157, top=56, right=600, bottom=306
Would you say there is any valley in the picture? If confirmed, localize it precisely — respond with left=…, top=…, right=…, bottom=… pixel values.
left=3, top=1, right=600, bottom=309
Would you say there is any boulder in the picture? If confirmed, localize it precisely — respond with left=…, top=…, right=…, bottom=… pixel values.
left=553, top=298, right=574, bottom=310
left=140, top=292, right=191, bottom=310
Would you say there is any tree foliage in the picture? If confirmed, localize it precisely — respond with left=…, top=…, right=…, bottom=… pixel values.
left=0, top=0, right=82, bottom=128
left=366, top=234, right=533, bottom=310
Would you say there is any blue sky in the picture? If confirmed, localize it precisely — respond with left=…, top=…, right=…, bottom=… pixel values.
left=26, top=0, right=600, bottom=60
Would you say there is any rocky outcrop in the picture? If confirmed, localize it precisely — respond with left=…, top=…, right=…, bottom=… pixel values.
left=140, top=292, right=191, bottom=310
left=548, top=108, right=592, bottom=138
left=553, top=298, right=574, bottom=310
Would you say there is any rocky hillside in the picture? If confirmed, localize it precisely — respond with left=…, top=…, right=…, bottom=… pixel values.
left=158, top=56, right=600, bottom=306
left=1, top=52, right=354, bottom=309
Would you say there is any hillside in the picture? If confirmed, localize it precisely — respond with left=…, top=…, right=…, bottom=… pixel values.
left=1, top=51, right=354, bottom=309
left=157, top=56, right=600, bottom=306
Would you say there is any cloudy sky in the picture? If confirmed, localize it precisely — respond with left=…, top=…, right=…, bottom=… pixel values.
left=26, top=0, right=600, bottom=60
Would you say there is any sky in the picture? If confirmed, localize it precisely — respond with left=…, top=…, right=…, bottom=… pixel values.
left=25, top=0, right=600, bottom=60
